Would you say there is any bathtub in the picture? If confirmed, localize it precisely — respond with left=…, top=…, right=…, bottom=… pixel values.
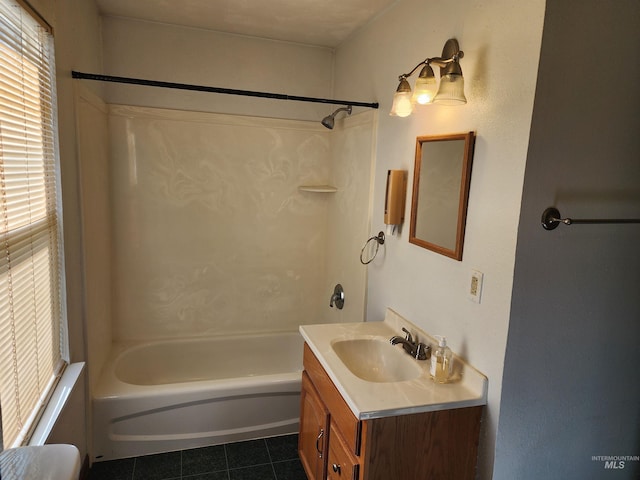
left=92, top=332, right=304, bottom=461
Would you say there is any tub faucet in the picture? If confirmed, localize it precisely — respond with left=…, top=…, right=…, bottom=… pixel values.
left=390, top=327, right=430, bottom=360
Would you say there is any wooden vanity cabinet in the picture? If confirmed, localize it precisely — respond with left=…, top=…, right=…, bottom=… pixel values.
left=298, top=343, right=483, bottom=480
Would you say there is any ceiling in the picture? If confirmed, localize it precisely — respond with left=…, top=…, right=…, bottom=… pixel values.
left=96, top=0, right=398, bottom=48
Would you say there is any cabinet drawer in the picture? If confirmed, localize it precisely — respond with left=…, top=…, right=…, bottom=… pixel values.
left=327, top=421, right=359, bottom=480
left=303, top=344, right=362, bottom=455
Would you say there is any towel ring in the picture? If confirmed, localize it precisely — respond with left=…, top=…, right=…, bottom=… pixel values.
left=360, top=231, right=385, bottom=264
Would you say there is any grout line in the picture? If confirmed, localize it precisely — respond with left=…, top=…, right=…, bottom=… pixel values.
left=223, top=444, right=231, bottom=480
left=264, top=438, right=278, bottom=480
left=264, top=438, right=273, bottom=462
left=131, top=457, right=136, bottom=480
left=227, top=461, right=274, bottom=470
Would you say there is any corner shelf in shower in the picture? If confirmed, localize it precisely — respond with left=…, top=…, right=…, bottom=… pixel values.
left=298, top=185, right=337, bottom=193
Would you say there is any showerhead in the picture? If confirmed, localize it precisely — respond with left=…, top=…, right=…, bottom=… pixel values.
left=321, top=115, right=336, bottom=130
left=321, top=105, right=352, bottom=129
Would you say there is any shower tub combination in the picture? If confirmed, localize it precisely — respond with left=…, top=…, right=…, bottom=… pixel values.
left=93, top=332, right=304, bottom=461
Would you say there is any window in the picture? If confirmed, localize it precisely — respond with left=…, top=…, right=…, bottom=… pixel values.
left=0, top=0, right=67, bottom=448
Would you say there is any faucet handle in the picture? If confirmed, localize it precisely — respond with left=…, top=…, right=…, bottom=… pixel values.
left=329, top=284, right=345, bottom=309
left=401, top=327, right=413, bottom=343
left=414, top=342, right=430, bottom=361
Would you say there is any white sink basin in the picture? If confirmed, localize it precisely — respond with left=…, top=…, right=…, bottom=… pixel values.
left=331, top=338, right=422, bottom=383
left=0, top=444, right=81, bottom=480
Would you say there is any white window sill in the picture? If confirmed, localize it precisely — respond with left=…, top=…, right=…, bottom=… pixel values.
left=28, top=363, right=85, bottom=447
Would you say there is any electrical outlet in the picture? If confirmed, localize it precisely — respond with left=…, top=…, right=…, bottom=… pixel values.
left=469, top=270, right=483, bottom=303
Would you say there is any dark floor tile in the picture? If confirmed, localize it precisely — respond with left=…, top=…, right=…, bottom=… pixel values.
left=272, top=459, right=307, bottom=480
left=225, top=439, right=270, bottom=469
left=133, top=451, right=181, bottom=480
left=88, top=457, right=135, bottom=480
left=266, top=434, right=299, bottom=462
left=182, top=445, right=227, bottom=475
left=184, top=472, right=229, bottom=480
left=228, top=464, right=276, bottom=480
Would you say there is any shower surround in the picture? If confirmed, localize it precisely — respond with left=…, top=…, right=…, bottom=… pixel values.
left=106, top=105, right=374, bottom=342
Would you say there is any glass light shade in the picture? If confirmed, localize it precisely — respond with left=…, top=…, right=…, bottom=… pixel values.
left=411, top=65, right=437, bottom=105
left=390, top=91, right=413, bottom=116
left=390, top=77, right=413, bottom=117
left=433, top=74, right=467, bottom=105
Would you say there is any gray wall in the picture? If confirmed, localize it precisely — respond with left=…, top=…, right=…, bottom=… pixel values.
left=494, top=0, right=640, bottom=478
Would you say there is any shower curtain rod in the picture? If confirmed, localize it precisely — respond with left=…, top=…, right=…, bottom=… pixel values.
left=71, top=71, right=380, bottom=109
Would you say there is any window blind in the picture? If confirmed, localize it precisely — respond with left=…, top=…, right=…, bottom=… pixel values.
left=0, top=0, right=67, bottom=448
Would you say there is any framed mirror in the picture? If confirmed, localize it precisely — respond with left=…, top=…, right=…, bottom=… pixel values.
left=409, top=132, right=475, bottom=260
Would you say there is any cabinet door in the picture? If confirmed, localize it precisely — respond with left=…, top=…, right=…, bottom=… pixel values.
left=299, top=372, right=329, bottom=480
left=304, top=344, right=362, bottom=456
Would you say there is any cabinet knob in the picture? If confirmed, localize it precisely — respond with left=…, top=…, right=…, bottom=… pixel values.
left=332, top=463, right=342, bottom=474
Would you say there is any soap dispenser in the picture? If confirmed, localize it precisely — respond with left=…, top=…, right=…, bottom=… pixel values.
left=430, top=336, right=453, bottom=383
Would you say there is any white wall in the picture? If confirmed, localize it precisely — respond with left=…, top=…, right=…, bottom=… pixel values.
left=100, top=16, right=336, bottom=122
left=333, top=0, right=546, bottom=476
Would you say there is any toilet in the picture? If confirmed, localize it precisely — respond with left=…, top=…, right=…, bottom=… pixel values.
left=0, top=444, right=81, bottom=480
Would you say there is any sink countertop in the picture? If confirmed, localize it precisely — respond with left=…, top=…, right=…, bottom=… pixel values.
left=299, top=308, right=488, bottom=420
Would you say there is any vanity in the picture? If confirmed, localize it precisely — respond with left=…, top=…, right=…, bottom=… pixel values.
left=298, top=309, right=487, bottom=480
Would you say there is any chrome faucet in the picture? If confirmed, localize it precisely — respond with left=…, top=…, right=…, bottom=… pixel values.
left=390, top=327, right=430, bottom=360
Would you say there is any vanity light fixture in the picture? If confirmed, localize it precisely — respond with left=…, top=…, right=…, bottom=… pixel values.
left=390, top=38, right=466, bottom=117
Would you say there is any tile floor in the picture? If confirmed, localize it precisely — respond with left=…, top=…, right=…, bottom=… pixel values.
left=87, top=434, right=307, bottom=480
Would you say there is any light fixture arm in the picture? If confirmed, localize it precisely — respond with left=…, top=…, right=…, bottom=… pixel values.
left=429, top=53, right=463, bottom=70
left=434, top=38, right=464, bottom=71
left=398, top=60, right=432, bottom=81
left=397, top=39, right=464, bottom=81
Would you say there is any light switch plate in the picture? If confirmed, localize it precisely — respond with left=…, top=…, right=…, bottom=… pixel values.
left=469, top=270, right=483, bottom=303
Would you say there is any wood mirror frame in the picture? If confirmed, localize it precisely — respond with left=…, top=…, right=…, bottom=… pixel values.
left=409, top=132, right=475, bottom=260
